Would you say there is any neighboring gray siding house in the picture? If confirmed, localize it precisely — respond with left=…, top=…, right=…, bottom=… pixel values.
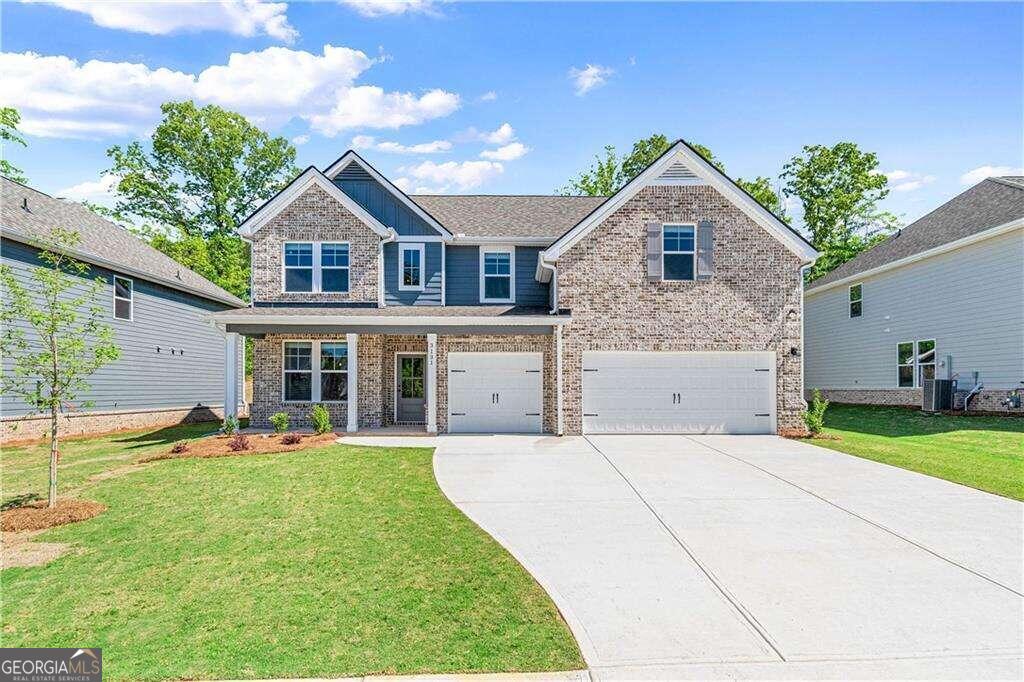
left=215, top=141, right=818, bottom=436
left=804, top=177, right=1024, bottom=411
left=1, top=178, right=246, bottom=441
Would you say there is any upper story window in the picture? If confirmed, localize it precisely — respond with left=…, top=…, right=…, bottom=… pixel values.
left=897, top=339, right=936, bottom=388
left=480, top=247, right=514, bottom=303
left=283, top=242, right=349, bottom=293
left=662, top=224, right=695, bottom=281
left=113, top=276, right=133, bottom=321
left=399, top=243, right=425, bottom=291
left=849, top=283, right=863, bottom=318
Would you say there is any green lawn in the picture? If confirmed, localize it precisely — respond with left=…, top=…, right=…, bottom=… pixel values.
left=809, top=404, right=1024, bottom=501
left=2, top=428, right=582, bottom=680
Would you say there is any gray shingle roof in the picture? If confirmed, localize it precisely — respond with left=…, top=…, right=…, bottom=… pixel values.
left=808, top=178, right=1024, bottom=291
left=410, top=194, right=607, bottom=240
left=1, top=177, right=244, bottom=306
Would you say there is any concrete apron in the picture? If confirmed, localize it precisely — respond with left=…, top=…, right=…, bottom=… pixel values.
left=429, top=434, right=1023, bottom=681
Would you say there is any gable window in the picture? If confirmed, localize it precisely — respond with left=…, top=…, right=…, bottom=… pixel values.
left=283, top=341, right=313, bottom=401
left=113, top=276, right=133, bottom=321
left=897, top=339, right=936, bottom=388
left=283, top=242, right=314, bottom=292
left=849, top=284, right=863, bottom=318
left=399, top=243, right=425, bottom=291
left=662, top=224, right=695, bottom=281
left=321, top=243, right=350, bottom=293
left=480, top=247, right=514, bottom=303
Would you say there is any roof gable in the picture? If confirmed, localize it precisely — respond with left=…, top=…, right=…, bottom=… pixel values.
left=323, top=151, right=451, bottom=238
left=542, top=140, right=818, bottom=264
left=236, top=167, right=390, bottom=239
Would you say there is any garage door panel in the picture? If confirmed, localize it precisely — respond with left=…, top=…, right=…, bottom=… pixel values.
left=583, top=352, right=776, bottom=435
left=448, top=352, right=543, bottom=434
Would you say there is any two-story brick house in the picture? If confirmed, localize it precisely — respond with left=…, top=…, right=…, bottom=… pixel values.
left=213, top=140, right=818, bottom=435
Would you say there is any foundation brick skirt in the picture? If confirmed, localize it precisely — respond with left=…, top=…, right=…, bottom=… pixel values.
left=1, top=404, right=231, bottom=444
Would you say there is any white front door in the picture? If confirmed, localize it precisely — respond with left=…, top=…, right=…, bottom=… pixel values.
left=582, top=351, right=776, bottom=434
left=448, top=352, right=543, bottom=433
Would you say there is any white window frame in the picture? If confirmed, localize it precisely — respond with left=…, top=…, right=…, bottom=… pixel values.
left=398, top=243, right=426, bottom=292
left=479, top=245, right=515, bottom=303
left=320, top=242, right=350, bottom=294
left=662, top=223, right=696, bottom=281
left=113, top=275, right=133, bottom=321
left=281, top=340, right=349, bottom=403
left=318, top=341, right=349, bottom=403
left=849, top=283, right=863, bottom=318
left=282, top=242, right=350, bottom=294
left=896, top=339, right=936, bottom=388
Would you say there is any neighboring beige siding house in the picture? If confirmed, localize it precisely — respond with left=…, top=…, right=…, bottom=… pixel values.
left=214, top=140, right=819, bottom=435
left=804, top=177, right=1024, bottom=412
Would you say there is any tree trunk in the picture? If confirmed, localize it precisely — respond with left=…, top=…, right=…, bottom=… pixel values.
left=48, top=402, right=59, bottom=508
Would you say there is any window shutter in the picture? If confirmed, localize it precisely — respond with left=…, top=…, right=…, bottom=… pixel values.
left=696, top=220, right=714, bottom=279
left=646, top=222, right=663, bottom=281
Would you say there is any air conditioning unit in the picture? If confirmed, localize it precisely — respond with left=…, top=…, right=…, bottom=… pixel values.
left=923, top=379, right=953, bottom=412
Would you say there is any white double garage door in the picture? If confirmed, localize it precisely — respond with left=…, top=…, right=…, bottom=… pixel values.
left=447, top=350, right=776, bottom=434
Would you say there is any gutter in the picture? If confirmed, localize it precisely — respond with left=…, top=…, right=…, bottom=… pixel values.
left=211, top=313, right=571, bottom=327
left=536, top=251, right=559, bottom=314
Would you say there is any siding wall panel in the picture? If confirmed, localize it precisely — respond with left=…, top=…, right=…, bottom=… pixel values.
left=383, top=241, right=442, bottom=306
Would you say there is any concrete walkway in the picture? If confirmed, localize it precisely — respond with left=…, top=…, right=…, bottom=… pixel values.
left=415, top=434, right=1023, bottom=681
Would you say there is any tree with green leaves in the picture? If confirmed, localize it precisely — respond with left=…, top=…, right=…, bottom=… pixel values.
left=105, top=101, right=299, bottom=299
left=782, top=142, right=899, bottom=280
left=1, top=229, right=120, bottom=508
left=1, top=107, right=28, bottom=184
left=736, top=176, right=786, bottom=218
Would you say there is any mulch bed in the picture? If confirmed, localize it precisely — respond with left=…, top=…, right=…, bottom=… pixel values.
left=780, top=428, right=840, bottom=440
left=1, top=499, right=106, bottom=532
left=140, top=432, right=340, bottom=463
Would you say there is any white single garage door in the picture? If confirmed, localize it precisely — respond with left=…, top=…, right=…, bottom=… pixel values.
left=448, top=352, right=543, bottom=433
left=582, top=351, right=776, bottom=434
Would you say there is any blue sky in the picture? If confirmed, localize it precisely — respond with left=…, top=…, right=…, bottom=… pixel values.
left=3, top=1, right=1021, bottom=227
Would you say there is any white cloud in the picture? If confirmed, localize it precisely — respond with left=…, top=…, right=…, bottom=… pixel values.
left=291, top=134, right=310, bottom=145
left=960, top=165, right=1024, bottom=186
left=480, top=141, right=528, bottom=161
left=26, top=0, right=298, bottom=42
left=479, top=91, right=497, bottom=102
left=482, top=122, right=515, bottom=145
left=884, top=169, right=936, bottom=193
left=398, top=159, right=503, bottom=192
left=352, top=134, right=451, bottom=154
left=57, top=173, right=119, bottom=204
left=338, top=0, right=436, bottom=18
left=568, top=63, right=613, bottom=96
left=0, top=46, right=460, bottom=139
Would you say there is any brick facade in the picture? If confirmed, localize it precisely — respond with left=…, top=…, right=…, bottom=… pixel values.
left=809, top=387, right=1024, bottom=413
left=1, top=405, right=233, bottom=445
left=249, top=184, right=379, bottom=304
left=557, top=184, right=807, bottom=434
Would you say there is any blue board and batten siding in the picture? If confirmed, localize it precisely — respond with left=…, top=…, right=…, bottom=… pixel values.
left=1, top=238, right=242, bottom=417
left=444, top=245, right=549, bottom=306
left=383, top=241, right=443, bottom=306
left=334, top=165, right=437, bottom=236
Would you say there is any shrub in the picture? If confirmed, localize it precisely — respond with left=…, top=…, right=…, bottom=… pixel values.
left=228, top=433, right=250, bottom=451
left=281, top=432, right=303, bottom=445
left=222, top=415, right=239, bottom=435
left=170, top=441, right=189, bottom=454
left=803, top=389, right=830, bottom=435
left=310, top=404, right=332, bottom=435
left=269, top=411, right=289, bottom=434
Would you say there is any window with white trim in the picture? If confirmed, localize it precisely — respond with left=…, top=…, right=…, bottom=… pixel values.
left=113, top=276, right=133, bottom=320
left=283, top=340, right=349, bottom=403
left=480, top=248, right=514, bottom=302
left=897, top=339, right=936, bottom=388
left=283, top=242, right=349, bottom=293
left=398, top=243, right=424, bottom=291
left=662, top=224, right=695, bottom=281
left=283, top=341, right=313, bottom=401
left=849, top=283, right=863, bottom=318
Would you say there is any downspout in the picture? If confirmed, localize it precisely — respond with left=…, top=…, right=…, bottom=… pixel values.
left=378, top=229, right=397, bottom=308
left=538, top=253, right=558, bottom=314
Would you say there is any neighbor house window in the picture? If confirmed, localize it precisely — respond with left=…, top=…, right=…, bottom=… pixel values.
left=662, top=224, right=695, bottom=281
left=283, top=341, right=313, bottom=401
left=897, top=339, right=936, bottom=388
left=113, top=276, right=133, bottom=321
left=399, top=243, right=425, bottom=291
left=849, top=283, right=863, bottom=318
left=283, top=242, right=314, bottom=292
left=319, top=342, right=348, bottom=402
left=321, top=243, right=349, bottom=293
left=480, top=247, right=514, bottom=302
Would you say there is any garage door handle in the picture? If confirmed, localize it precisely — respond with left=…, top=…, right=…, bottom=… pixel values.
left=451, top=369, right=466, bottom=373
left=452, top=412, right=466, bottom=416
left=525, top=412, right=540, bottom=416
left=755, top=413, right=770, bottom=417
left=525, top=369, right=540, bottom=373
left=754, top=368, right=770, bottom=372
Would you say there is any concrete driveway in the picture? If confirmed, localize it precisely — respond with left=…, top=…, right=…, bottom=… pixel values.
left=431, top=435, right=1024, bottom=680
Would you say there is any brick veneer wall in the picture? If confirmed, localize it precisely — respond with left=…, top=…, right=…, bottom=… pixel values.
left=1, top=405, right=234, bottom=444
left=557, top=184, right=807, bottom=434
left=809, top=387, right=1023, bottom=413
left=250, top=184, right=380, bottom=304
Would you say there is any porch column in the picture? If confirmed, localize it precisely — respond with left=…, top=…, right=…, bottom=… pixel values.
left=426, top=333, right=438, bottom=433
left=223, top=332, right=240, bottom=422
left=346, top=333, right=358, bottom=432
left=555, top=325, right=564, bottom=436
